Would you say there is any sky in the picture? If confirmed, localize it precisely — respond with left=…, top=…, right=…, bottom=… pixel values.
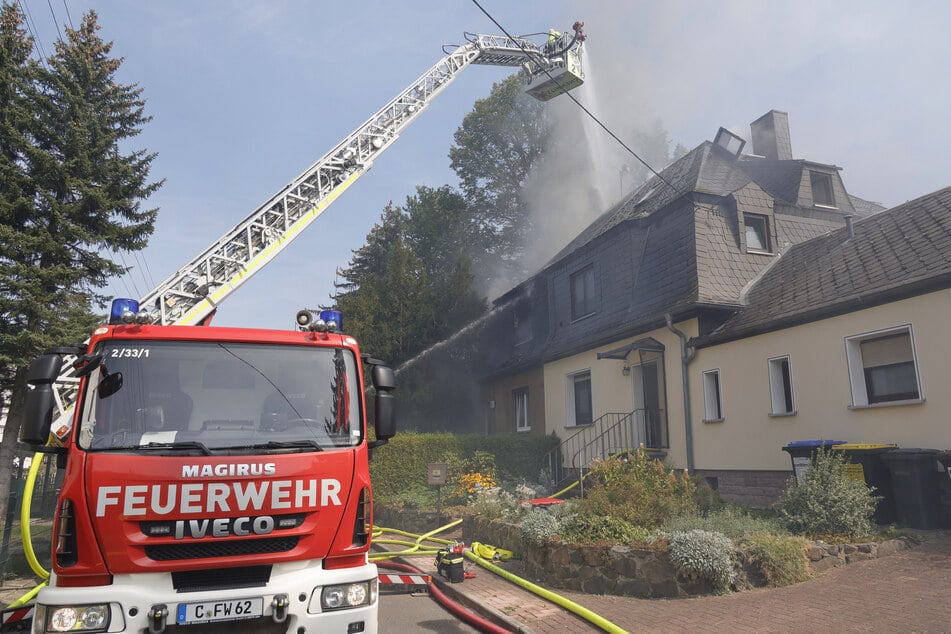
left=20, top=0, right=951, bottom=330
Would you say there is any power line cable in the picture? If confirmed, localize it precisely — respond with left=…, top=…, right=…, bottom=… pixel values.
left=115, top=250, right=141, bottom=298
left=130, top=249, right=153, bottom=291
left=46, top=0, right=63, bottom=41
left=16, top=0, right=48, bottom=66
left=61, top=0, right=73, bottom=29
left=470, top=0, right=682, bottom=196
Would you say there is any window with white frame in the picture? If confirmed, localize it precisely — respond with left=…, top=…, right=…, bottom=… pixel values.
left=845, top=326, right=921, bottom=406
left=567, top=371, right=593, bottom=427
left=702, top=369, right=723, bottom=421
left=768, top=355, right=795, bottom=415
left=810, top=171, right=836, bottom=208
left=744, top=213, right=772, bottom=252
left=513, top=388, right=529, bottom=432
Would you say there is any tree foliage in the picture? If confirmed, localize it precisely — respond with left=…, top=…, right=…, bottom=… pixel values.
left=0, top=5, right=160, bottom=519
left=333, top=193, right=486, bottom=368
left=449, top=74, right=550, bottom=274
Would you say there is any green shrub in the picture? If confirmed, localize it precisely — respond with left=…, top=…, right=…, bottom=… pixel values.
left=571, top=447, right=697, bottom=528
left=667, top=530, right=735, bottom=592
left=694, top=480, right=726, bottom=516
left=466, top=486, right=520, bottom=520
left=663, top=506, right=784, bottom=541
left=518, top=507, right=571, bottom=546
left=369, top=431, right=558, bottom=508
left=559, top=513, right=641, bottom=545
left=742, top=532, right=811, bottom=587
left=779, top=447, right=879, bottom=538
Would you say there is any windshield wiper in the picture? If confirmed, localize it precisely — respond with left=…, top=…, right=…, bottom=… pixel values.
left=139, top=441, right=213, bottom=455
left=223, top=440, right=325, bottom=452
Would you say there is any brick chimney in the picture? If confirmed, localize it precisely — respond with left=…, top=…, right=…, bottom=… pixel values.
left=750, top=110, right=792, bottom=160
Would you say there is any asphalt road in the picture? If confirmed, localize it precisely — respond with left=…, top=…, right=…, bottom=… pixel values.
left=379, top=591, right=478, bottom=633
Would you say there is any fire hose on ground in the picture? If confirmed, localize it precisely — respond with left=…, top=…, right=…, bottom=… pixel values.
left=5, top=452, right=51, bottom=610
left=371, top=519, right=628, bottom=634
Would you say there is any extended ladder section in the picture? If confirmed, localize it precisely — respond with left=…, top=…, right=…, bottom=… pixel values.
left=141, top=31, right=583, bottom=328
left=43, top=27, right=585, bottom=439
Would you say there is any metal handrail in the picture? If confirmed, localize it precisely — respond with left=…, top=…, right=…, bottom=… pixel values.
left=544, top=409, right=665, bottom=495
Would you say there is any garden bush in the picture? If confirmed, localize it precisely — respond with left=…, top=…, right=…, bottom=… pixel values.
left=518, top=506, right=573, bottom=546
left=667, top=529, right=735, bottom=592
left=369, top=431, right=558, bottom=508
left=663, top=506, right=784, bottom=542
left=571, top=447, right=697, bottom=528
left=742, top=532, right=811, bottom=587
left=779, top=447, right=879, bottom=538
left=558, top=513, right=642, bottom=545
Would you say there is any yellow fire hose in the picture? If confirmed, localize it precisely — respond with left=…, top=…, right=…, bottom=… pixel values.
left=373, top=520, right=629, bottom=634
left=20, top=452, right=51, bottom=582
left=369, top=518, right=460, bottom=561
left=4, top=451, right=52, bottom=610
left=462, top=549, right=628, bottom=634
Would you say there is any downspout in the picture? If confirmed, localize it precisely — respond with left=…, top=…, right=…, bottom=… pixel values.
left=666, top=313, right=697, bottom=472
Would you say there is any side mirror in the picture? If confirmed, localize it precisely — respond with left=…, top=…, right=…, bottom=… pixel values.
left=97, top=371, right=123, bottom=399
left=371, top=365, right=395, bottom=391
left=21, top=354, right=64, bottom=446
left=374, top=390, right=395, bottom=442
left=369, top=364, right=395, bottom=448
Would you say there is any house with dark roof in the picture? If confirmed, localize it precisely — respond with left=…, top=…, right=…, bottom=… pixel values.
left=474, top=111, right=878, bottom=484
left=401, top=111, right=950, bottom=508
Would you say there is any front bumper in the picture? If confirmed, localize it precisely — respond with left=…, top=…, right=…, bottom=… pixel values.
left=32, top=560, right=378, bottom=634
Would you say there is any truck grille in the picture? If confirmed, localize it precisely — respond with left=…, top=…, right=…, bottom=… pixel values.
left=145, top=537, right=299, bottom=561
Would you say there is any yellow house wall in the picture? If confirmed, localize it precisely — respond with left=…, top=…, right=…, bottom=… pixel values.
left=542, top=320, right=699, bottom=468
left=691, top=290, right=951, bottom=471
left=482, top=369, right=546, bottom=436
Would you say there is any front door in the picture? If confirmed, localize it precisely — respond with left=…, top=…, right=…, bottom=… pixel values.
left=632, top=362, right=661, bottom=448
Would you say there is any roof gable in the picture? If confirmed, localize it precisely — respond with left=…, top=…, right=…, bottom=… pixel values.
left=697, top=186, right=951, bottom=344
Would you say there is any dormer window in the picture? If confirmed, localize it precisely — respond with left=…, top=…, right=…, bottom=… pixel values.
left=810, top=171, right=836, bottom=208
left=570, top=265, right=596, bottom=321
left=744, top=213, right=771, bottom=252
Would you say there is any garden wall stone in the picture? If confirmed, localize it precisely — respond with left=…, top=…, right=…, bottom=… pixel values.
left=373, top=508, right=912, bottom=598
left=463, top=515, right=912, bottom=598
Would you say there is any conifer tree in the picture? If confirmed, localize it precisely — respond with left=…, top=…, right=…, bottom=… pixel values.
left=0, top=7, right=161, bottom=519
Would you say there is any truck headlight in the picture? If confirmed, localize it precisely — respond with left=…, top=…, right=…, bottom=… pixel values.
left=43, top=603, right=110, bottom=632
left=314, top=578, right=377, bottom=611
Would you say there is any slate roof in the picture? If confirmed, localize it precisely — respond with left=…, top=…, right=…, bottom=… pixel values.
left=483, top=136, right=859, bottom=376
left=848, top=194, right=887, bottom=218
left=694, top=186, right=951, bottom=346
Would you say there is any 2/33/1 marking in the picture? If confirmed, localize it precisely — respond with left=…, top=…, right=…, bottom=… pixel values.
left=176, top=597, right=263, bottom=624
left=110, top=347, right=150, bottom=358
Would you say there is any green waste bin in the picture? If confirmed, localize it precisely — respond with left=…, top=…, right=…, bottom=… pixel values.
left=782, top=440, right=846, bottom=482
left=831, top=443, right=897, bottom=525
left=881, top=448, right=940, bottom=529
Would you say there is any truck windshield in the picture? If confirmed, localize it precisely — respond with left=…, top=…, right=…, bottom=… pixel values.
left=77, top=340, right=361, bottom=453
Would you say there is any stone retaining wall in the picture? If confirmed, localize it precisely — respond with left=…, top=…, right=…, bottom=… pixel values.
left=464, top=516, right=913, bottom=597
left=375, top=507, right=911, bottom=598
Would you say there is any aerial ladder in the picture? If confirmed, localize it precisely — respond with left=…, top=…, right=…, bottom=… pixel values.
left=34, top=22, right=586, bottom=445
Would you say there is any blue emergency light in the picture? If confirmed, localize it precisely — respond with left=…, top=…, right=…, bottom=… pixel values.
left=109, top=298, right=140, bottom=325
left=320, top=309, right=343, bottom=333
